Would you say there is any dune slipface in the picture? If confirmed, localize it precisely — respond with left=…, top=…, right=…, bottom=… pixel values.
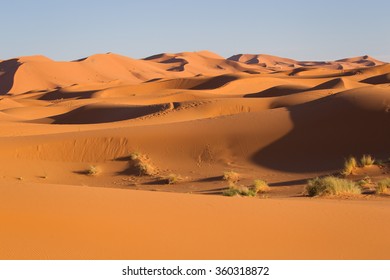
left=0, top=52, right=389, bottom=259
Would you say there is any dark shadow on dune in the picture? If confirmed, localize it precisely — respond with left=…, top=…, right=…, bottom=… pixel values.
left=72, top=57, right=88, bottom=62
left=38, top=89, right=98, bottom=100
left=142, top=178, right=169, bottom=185
left=161, top=57, right=187, bottom=64
left=269, top=178, right=310, bottom=187
left=73, top=170, right=90, bottom=175
left=360, top=73, right=390, bottom=85
left=250, top=93, right=390, bottom=173
left=288, top=67, right=358, bottom=77
left=191, top=75, right=238, bottom=90
left=144, top=77, right=163, bottom=83
left=243, top=70, right=261, bottom=74
left=194, top=187, right=227, bottom=195
left=167, top=64, right=186, bottom=72
left=194, top=175, right=223, bottom=182
left=143, top=53, right=166, bottom=61
left=117, top=164, right=142, bottom=176
left=244, top=85, right=309, bottom=98
left=50, top=104, right=168, bottom=124
left=310, top=78, right=345, bottom=90
left=165, top=58, right=189, bottom=72
left=0, top=59, right=22, bottom=95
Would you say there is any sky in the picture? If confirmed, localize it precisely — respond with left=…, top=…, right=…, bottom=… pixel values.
left=2, top=0, right=390, bottom=61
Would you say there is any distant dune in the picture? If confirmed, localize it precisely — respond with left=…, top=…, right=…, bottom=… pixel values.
left=1, top=52, right=386, bottom=95
left=0, top=51, right=389, bottom=259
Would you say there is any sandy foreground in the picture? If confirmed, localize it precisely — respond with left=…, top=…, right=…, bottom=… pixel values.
left=0, top=51, right=389, bottom=259
left=1, top=181, right=390, bottom=259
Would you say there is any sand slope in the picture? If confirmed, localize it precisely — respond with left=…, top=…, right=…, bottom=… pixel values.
left=0, top=51, right=389, bottom=259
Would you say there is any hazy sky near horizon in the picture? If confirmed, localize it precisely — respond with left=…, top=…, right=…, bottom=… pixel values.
left=2, top=0, right=390, bottom=61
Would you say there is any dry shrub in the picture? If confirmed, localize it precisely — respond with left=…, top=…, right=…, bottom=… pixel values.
left=306, top=176, right=361, bottom=197
left=130, top=152, right=157, bottom=176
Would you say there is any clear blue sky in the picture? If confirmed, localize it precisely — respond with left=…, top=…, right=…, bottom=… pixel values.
left=2, top=0, right=390, bottom=61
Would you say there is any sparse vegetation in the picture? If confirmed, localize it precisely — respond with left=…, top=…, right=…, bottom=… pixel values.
left=375, top=184, right=387, bottom=194
left=357, top=176, right=372, bottom=187
left=222, top=186, right=241, bottom=197
left=130, top=152, right=157, bottom=176
left=87, top=165, right=100, bottom=176
left=223, top=171, right=240, bottom=183
left=306, top=176, right=361, bottom=197
left=222, top=183, right=257, bottom=197
left=222, top=178, right=270, bottom=197
left=378, top=178, right=390, bottom=188
left=164, top=173, right=183, bottom=184
left=238, top=186, right=257, bottom=197
left=129, top=152, right=141, bottom=161
left=253, top=179, right=270, bottom=194
left=341, top=157, right=358, bottom=176
left=376, top=178, right=390, bottom=194
left=360, top=154, right=375, bottom=167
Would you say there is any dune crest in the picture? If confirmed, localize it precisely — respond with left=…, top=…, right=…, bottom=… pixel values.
left=1, top=51, right=386, bottom=95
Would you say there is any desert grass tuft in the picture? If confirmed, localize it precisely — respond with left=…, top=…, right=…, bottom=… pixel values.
left=341, top=157, right=358, bottom=176
left=164, top=173, right=183, bottom=184
left=253, top=179, right=270, bottom=194
left=306, top=176, right=361, bottom=197
left=222, top=187, right=241, bottom=197
left=222, top=183, right=256, bottom=197
left=376, top=178, right=390, bottom=194
left=129, top=152, right=141, bottom=161
left=360, top=154, right=375, bottom=167
left=223, top=171, right=240, bottom=183
left=87, top=165, right=101, bottom=176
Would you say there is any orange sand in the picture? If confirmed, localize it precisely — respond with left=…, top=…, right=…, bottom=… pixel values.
left=1, top=182, right=390, bottom=259
left=0, top=52, right=389, bottom=259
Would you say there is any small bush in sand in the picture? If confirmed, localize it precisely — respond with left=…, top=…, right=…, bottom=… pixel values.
left=164, top=173, right=183, bottom=185
left=222, top=183, right=256, bottom=197
left=341, top=157, right=358, bottom=176
left=87, top=165, right=101, bottom=176
left=376, top=178, right=390, bottom=194
left=222, top=188, right=241, bottom=197
left=130, top=152, right=157, bottom=176
left=253, top=179, right=270, bottom=194
left=360, top=154, right=375, bottom=167
left=306, top=176, right=361, bottom=197
left=136, top=161, right=156, bottom=176
left=223, top=171, right=240, bottom=183
left=129, top=152, right=141, bottom=161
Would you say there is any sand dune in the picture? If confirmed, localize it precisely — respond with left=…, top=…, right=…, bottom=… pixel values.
left=0, top=51, right=389, bottom=260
